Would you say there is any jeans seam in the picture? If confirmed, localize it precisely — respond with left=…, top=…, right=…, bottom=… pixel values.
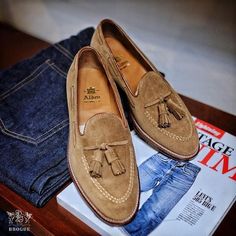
left=56, top=43, right=74, bottom=59
left=0, top=118, right=69, bottom=145
left=140, top=166, right=159, bottom=191
left=158, top=156, right=170, bottom=162
left=0, top=63, right=49, bottom=100
left=182, top=165, right=196, bottom=177
left=0, top=59, right=69, bottom=144
left=36, top=119, right=69, bottom=143
left=53, top=44, right=73, bottom=61
left=154, top=166, right=174, bottom=189
left=0, top=119, right=36, bottom=144
left=48, top=63, right=67, bottom=78
left=35, top=120, right=69, bottom=144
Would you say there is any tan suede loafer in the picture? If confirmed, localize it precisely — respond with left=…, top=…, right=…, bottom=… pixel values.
left=91, top=19, right=199, bottom=160
left=66, top=46, right=139, bottom=225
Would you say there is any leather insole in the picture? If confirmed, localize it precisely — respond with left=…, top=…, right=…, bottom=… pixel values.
left=106, top=36, right=147, bottom=94
left=78, top=67, right=119, bottom=127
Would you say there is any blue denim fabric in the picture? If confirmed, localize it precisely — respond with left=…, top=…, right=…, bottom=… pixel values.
left=124, top=153, right=201, bottom=236
left=0, top=27, right=94, bottom=207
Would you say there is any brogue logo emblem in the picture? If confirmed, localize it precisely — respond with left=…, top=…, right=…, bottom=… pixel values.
left=7, top=210, right=32, bottom=232
left=83, top=87, right=100, bottom=103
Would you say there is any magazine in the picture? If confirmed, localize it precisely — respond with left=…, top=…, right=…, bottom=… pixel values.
left=57, top=118, right=236, bottom=235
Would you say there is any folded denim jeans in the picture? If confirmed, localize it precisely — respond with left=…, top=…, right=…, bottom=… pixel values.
left=124, top=153, right=201, bottom=236
left=0, top=27, right=94, bottom=207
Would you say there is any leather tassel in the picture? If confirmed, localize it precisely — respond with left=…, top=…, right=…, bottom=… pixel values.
left=89, top=150, right=103, bottom=178
left=158, top=102, right=170, bottom=128
left=166, top=98, right=184, bottom=120
left=110, top=159, right=126, bottom=176
left=105, top=147, right=126, bottom=176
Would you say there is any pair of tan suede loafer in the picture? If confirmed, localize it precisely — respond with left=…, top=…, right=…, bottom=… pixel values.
left=67, top=19, right=199, bottom=225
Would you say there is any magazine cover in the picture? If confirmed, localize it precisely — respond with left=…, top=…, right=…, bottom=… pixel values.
left=57, top=118, right=236, bottom=235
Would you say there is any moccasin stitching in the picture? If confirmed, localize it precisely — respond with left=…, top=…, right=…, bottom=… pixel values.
left=144, top=110, right=193, bottom=141
left=81, top=147, right=134, bottom=204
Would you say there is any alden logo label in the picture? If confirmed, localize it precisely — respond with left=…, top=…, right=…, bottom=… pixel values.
left=195, top=119, right=225, bottom=139
left=83, top=87, right=100, bottom=103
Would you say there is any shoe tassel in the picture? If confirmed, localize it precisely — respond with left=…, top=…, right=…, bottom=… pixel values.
left=158, top=100, right=170, bottom=128
left=105, top=146, right=126, bottom=176
left=166, top=98, right=185, bottom=120
left=157, top=96, right=185, bottom=128
left=89, top=149, right=103, bottom=178
left=87, top=143, right=126, bottom=178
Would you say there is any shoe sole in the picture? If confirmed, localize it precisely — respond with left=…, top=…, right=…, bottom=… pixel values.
left=130, top=113, right=199, bottom=161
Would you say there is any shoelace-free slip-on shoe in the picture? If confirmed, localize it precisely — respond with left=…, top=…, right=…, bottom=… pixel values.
left=91, top=19, right=199, bottom=160
left=66, top=46, right=139, bottom=225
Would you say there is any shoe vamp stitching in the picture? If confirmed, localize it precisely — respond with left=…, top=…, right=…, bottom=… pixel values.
left=81, top=147, right=135, bottom=204
left=144, top=110, right=193, bottom=141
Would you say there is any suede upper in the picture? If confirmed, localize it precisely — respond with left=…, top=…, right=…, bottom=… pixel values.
left=91, top=19, right=199, bottom=160
left=66, top=47, right=139, bottom=224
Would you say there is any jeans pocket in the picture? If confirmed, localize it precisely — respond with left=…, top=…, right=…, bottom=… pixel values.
left=0, top=59, right=69, bottom=145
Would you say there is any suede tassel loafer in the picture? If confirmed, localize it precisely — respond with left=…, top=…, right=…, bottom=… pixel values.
left=66, top=46, right=139, bottom=225
left=91, top=19, right=199, bottom=160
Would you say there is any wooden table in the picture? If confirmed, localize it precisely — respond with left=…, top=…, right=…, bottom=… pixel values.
left=0, top=23, right=235, bottom=236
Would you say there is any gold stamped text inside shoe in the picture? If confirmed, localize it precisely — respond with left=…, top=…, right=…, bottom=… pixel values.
left=66, top=47, right=139, bottom=225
